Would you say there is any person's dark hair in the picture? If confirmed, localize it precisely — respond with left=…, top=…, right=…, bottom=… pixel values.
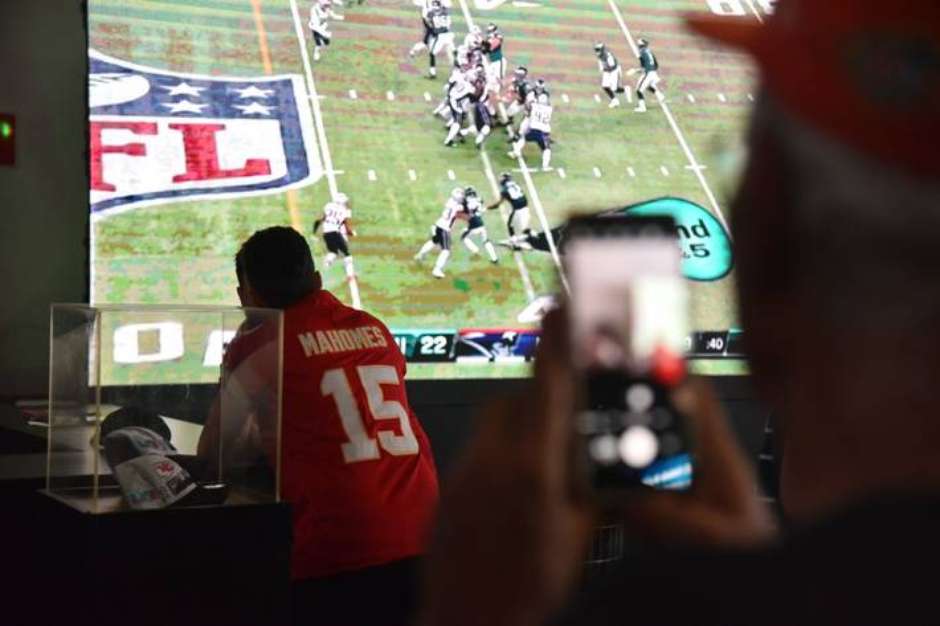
left=236, top=226, right=318, bottom=308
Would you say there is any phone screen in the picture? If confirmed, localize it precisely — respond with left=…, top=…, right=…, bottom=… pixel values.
left=566, top=216, right=693, bottom=492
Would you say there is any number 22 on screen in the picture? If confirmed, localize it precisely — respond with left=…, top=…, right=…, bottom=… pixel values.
left=321, top=365, right=420, bottom=463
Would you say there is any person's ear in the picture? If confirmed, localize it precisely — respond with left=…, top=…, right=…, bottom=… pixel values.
left=240, top=281, right=267, bottom=308
left=236, top=284, right=247, bottom=307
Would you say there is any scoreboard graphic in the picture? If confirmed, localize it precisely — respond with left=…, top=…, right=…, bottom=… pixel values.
left=392, top=328, right=744, bottom=363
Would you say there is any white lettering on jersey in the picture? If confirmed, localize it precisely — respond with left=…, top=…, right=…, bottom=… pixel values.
left=448, top=79, right=473, bottom=107
left=322, top=202, right=351, bottom=234
left=505, top=181, right=524, bottom=200
left=465, top=196, right=483, bottom=216
left=529, top=102, right=552, bottom=133
left=297, top=325, right=388, bottom=357
left=432, top=12, right=451, bottom=32
left=435, top=199, right=462, bottom=231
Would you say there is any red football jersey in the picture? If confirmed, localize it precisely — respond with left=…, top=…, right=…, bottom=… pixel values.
left=225, top=290, right=439, bottom=580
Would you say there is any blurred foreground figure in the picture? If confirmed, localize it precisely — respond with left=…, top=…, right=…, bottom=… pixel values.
left=419, top=2, right=940, bottom=625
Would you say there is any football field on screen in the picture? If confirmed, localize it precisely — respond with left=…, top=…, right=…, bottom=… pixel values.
left=89, top=0, right=761, bottom=379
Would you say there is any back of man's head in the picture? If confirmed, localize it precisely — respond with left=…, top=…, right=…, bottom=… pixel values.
left=689, top=0, right=940, bottom=519
left=236, top=226, right=318, bottom=309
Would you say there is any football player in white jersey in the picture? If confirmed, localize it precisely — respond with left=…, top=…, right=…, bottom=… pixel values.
left=463, top=25, right=483, bottom=53
left=312, top=192, right=356, bottom=281
left=443, top=67, right=479, bottom=146
left=432, top=65, right=463, bottom=125
left=414, top=187, right=464, bottom=278
left=508, top=85, right=553, bottom=171
left=309, top=0, right=344, bottom=62
left=594, top=42, right=627, bottom=108
left=459, top=186, right=498, bottom=263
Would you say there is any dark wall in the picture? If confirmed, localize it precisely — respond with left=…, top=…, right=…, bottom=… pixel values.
left=0, top=1, right=88, bottom=399
left=408, top=377, right=770, bottom=480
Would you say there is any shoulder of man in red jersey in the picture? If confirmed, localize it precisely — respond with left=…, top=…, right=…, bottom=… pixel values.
left=290, top=290, right=398, bottom=361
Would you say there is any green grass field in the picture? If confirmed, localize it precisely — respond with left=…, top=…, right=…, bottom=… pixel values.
left=89, top=0, right=759, bottom=380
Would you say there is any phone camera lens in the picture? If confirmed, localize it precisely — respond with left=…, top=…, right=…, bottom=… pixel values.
left=625, top=383, right=654, bottom=412
left=619, top=426, right=659, bottom=468
left=589, top=434, right=620, bottom=466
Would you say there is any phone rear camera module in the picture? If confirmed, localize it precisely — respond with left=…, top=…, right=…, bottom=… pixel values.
left=619, top=426, right=659, bottom=468
left=625, top=383, right=655, bottom=412
left=589, top=434, right=621, bottom=466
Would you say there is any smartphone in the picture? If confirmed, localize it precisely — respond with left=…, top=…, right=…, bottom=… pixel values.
left=565, top=215, right=693, bottom=496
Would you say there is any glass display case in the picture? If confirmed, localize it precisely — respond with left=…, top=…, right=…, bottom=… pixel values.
left=46, top=304, right=283, bottom=513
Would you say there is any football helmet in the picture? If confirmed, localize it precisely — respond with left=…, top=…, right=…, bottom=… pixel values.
left=637, top=37, right=649, bottom=47
left=451, top=187, right=466, bottom=200
left=594, top=42, right=605, bottom=56
left=465, top=185, right=479, bottom=197
left=334, top=192, right=349, bottom=204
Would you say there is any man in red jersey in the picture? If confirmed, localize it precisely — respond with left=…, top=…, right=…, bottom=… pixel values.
left=198, top=226, right=439, bottom=626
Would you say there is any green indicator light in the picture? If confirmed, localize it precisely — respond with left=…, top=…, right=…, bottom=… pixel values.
left=0, top=122, right=11, bottom=140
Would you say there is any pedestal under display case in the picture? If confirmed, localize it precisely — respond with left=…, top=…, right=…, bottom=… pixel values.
left=37, top=304, right=292, bottom=626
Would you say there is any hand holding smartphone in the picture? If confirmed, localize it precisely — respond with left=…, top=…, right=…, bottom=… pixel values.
left=565, top=215, right=693, bottom=499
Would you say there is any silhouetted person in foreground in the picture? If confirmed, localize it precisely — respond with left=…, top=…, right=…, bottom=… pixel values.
left=418, top=1, right=940, bottom=625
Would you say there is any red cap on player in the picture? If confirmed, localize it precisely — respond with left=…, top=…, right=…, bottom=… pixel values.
left=685, top=1, right=940, bottom=178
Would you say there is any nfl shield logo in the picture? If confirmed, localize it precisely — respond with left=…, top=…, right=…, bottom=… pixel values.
left=89, top=49, right=321, bottom=218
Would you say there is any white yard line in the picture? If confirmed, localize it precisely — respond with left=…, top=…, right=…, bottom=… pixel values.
left=481, top=150, right=536, bottom=302
left=741, top=0, right=766, bottom=23
left=367, top=169, right=377, bottom=181
left=606, top=0, right=732, bottom=237
left=289, top=0, right=362, bottom=308
left=514, top=161, right=568, bottom=293
left=455, top=0, right=568, bottom=292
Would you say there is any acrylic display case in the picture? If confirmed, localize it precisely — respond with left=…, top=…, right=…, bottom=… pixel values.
left=46, top=304, right=283, bottom=513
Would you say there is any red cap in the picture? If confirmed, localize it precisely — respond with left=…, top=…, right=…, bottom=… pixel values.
left=686, top=1, right=940, bottom=178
